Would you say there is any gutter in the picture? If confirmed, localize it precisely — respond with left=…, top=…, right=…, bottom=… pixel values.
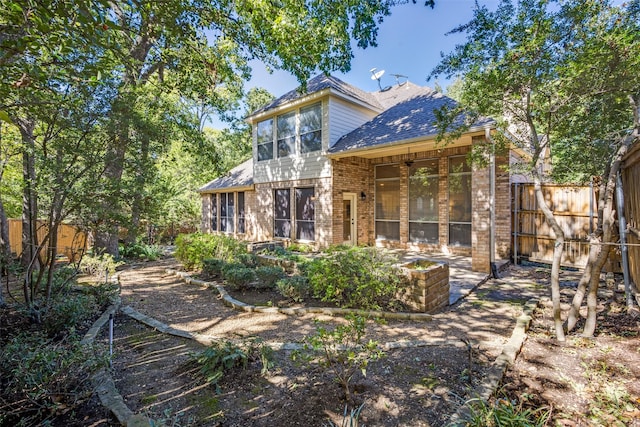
left=326, top=125, right=494, bottom=159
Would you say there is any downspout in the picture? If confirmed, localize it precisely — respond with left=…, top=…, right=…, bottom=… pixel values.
left=486, top=128, right=498, bottom=278
left=615, top=170, right=633, bottom=308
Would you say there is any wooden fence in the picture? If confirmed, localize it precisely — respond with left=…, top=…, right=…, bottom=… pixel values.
left=512, top=183, right=597, bottom=268
left=8, top=219, right=87, bottom=262
left=622, top=142, right=640, bottom=287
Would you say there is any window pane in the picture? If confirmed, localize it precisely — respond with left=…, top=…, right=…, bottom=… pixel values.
left=449, top=174, right=471, bottom=222
left=376, top=164, right=400, bottom=179
left=375, top=179, right=400, bottom=220
left=277, top=136, right=295, bottom=157
left=449, top=223, right=471, bottom=246
left=295, top=188, right=315, bottom=241
left=300, top=103, right=321, bottom=134
left=277, top=112, right=296, bottom=157
left=375, top=221, right=400, bottom=241
left=409, top=223, right=439, bottom=244
left=449, top=155, right=471, bottom=173
left=210, top=194, right=217, bottom=231
left=237, top=192, right=245, bottom=234
left=301, top=130, right=321, bottom=153
left=409, top=160, right=439, bottom=222
left=300, top=103, right=321, bottom=153
left=274, top=189, right=291, bottom=238
left=258, top=142, right=273, bottom=161
left=257, top=119, right=273, bottom=143
left=220, top=193, right=227, bottom=217
left=227, top=193, right=235, bottom=233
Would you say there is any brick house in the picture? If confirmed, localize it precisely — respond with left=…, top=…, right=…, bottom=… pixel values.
left=198, top=74, right=513, bottom=272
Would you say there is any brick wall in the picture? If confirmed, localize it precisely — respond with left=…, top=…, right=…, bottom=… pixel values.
left=331, top=157, right=372, bottom=245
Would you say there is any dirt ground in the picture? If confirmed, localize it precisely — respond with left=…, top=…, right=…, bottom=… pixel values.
left=4, top=258, right=638, bottom=426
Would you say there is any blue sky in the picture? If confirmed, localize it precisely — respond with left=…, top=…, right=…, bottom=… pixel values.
left=210, top=1, right=499, bottom=128
left=246, top=2, right=498, bottom=97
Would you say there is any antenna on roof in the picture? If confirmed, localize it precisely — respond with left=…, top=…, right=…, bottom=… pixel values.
left=370, top=68, right=392, bottom=92
left=391, top=73, right=408, bottom=86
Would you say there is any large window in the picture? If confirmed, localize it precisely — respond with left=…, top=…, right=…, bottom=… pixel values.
left=375, top=164, right=400, bottom=241
left=220, top=193, right=235, bottom=233
left=257, top=104, right=322, bottom=161
left=295, top=188, right=315, bottom=241
left=277, top=112, right=296, bottom=158
left=300, top=103, right=322, bottom=153
left=274, top=189, right=291, bottom=238
left=409, top=159, right=439, bottom=244
left=448, top=156, right=472, bottom=246
left=237, top=192, right=245, bottom=234
left=210, top=194, right=217, bottom=231
left=257, top=119, right=273, bottom=161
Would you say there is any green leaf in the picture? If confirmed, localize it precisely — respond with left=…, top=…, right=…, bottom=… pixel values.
left=0, top=110, right=13, bottom=124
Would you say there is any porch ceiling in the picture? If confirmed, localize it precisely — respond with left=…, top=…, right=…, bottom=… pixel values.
left=328, top=133, right=478, bottom=160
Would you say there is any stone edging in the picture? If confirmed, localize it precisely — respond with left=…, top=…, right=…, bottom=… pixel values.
left=447, top=298, right=540, bottom=426
left=81, top=278, right=151, bottom=427
left=165, top=268, right=434, bottom=321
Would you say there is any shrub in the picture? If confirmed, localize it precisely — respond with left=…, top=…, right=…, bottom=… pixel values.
left=287, top=242, right=314, bottom=253
left=175, top=233, right=247, bottom=270
left=43, top=293, right=98, bottom=337
left=79, top=252, right=123, bottom=278
left=222, top=264, right=255, bottom=290
left=466, top=394, right=551, bottom=427
left=236, top=252, right=259, bottom=268
left=0, top=332, right=106, bottom=426
left=294, top=314, right=384, bottom=403
left=254, top=266, right=286, bottom=289
left=192, top=339, right=274, bottom=391
left=304, top=246, right=404, bottom=310
left=202, top=258, right=228, bottom=277
left=119, top=242, right=162, bottom=261
left=276, top=276, right=310, bottom=302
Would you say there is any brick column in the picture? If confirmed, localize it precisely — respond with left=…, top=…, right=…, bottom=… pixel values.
left=472, top=155, right=491, bottom=273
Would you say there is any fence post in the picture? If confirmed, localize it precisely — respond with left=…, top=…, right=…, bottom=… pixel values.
left=514, top=183, right=519, bottom=265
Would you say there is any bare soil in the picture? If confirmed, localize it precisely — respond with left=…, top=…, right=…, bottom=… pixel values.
left=3, top=259, right=639, bottom=426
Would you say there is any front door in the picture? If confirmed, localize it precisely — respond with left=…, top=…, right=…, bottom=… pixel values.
left=342, top=193, right=357, bottom=245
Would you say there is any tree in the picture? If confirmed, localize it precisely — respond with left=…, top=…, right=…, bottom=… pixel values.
left=430, top=0, right=639, bottom=340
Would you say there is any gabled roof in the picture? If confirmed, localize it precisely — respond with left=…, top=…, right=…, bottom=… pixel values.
left=249, top=74, right=382, bottom=117
left=329, top=88, right=494, bottom=155
left=198, top=158, right=253, bottom=193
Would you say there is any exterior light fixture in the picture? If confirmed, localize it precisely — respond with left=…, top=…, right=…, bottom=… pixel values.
left=360, top=191, right=366, bottom=201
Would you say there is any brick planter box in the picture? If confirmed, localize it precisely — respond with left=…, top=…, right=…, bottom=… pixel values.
left=397, top=259, right=450, bottom=313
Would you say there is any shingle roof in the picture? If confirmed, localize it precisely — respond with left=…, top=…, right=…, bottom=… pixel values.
left=329, top=88, right=494, bottom=154
left=249, top=74, right=382, bottom=116
left=198, top=158, right=253, bottom=193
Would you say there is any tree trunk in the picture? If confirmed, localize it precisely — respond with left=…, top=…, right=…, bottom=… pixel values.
left=18, top=119, right=38, bottom=307
left=126, top=132, right=150, bottom=245
left=582, top=142, right=630, bottom=337
left=566, top=175, right=608, bottom=332
left=533, top=177, right=566, bottom=341
left=0, top=197, right=9, bottom=307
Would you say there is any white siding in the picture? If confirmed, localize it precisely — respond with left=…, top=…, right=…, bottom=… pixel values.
left=328, top=98, right=377, bottom=148
left=252, top=95, right=378, bottom=184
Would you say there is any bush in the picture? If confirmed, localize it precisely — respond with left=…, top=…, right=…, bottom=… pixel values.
left=202, top=258, right=228, bottom=277
left=43, top=293, right=98, bottom=337
left=236, top=252, right=259, bottom=268
left=79, top=252, right=123, bottom=278
left=304, top=246, right=403, bottom=310
left=192, top=338, right=274, bottom=392
left=276, top=276, right=310, bottom=302
left=0, top=332, right=106, bottom=426
left=222, top=264, right=255, bottom=290
left=175, top=233, right=247, bottom=270
left=254, top=266, right=286, bottom=289
left=119, top=242, right=162, bottom=261
left=294, top=314, right=384, bottom=403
